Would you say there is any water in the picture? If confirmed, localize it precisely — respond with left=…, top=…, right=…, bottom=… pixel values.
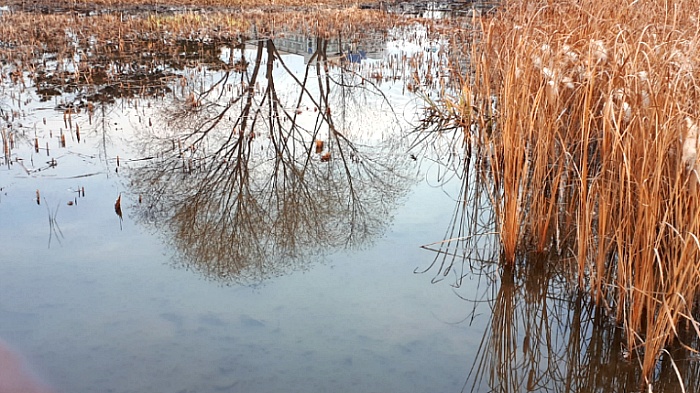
left=0, top=28, right=484, bottom=393
left=1, top=181, right=478, bottom=393
left=0, top=12, right=697, bottom=393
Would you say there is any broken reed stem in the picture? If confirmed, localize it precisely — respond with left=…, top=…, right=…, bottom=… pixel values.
left=441, top=0, right=700, bottom=385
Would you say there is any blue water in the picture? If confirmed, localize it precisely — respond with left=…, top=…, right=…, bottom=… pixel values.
left=0, top=155, right=484, bottom=393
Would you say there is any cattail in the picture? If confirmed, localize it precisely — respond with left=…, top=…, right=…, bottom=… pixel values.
left=2, top=130, right=8, bottom=163
left=682, top=117, right=698, bottom=168
left=186, top=92, right=198, bottom=108
left=114, top=193, right=122, bottom=219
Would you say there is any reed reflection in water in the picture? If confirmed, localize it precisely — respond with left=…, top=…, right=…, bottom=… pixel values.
left=457, top=256, right=700, bottom=393
left=419, top=155, right=700, bottom=392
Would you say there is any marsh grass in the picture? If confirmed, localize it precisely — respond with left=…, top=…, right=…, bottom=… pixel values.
left=0, top=3, right=397, bottom=64
left=4, top=0, right=381, bottom=11
left=434, top=0, right=700, bottom=384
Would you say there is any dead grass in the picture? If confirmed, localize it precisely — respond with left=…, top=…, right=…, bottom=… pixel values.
left=0, top=1, right=413, bottom=66
left=3, top=0, right=383, bottom=12
left=438, top=0, right=700, bottom=385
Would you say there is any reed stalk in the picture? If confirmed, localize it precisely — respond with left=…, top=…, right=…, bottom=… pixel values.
left=440, top=0, right=700, bottom=385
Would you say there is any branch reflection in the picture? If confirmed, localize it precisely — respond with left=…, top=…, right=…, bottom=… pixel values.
left=129, top=35, right=413, bottom=283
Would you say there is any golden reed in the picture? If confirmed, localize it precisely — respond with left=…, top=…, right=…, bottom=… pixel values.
left=442, top=0, right=700, bottom=385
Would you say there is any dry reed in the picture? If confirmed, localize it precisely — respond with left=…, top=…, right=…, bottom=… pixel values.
left=438, top=0, right=700, bottom=385
left=3, top=0, right=383, bottom=11
left=0, top=5, right=400, bottom=57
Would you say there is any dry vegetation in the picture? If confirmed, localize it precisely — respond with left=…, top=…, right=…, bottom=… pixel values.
left=435, top=0, right=700, bottom=384
left=3, top=0, right=383, bottom=13
left=0, top=7, right=395, bottom=55
left=0, top=0, right=433, bottom=68
left=0, top=0, right=423, bottom=105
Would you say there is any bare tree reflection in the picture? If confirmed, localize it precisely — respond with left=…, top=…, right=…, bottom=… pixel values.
left=128, top=35, right=413, bottom=283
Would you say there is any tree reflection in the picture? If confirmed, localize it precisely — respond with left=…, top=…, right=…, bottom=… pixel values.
left=416, top=137, right=501, bottom=286
left=128, top=35, right=412, bottom=283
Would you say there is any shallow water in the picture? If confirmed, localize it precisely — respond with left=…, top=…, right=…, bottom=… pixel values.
left=0, top=29, right=484, bottom=393
left=0, top=22, right=696, bottom=393
left=1, top=173, right=480, bottom=393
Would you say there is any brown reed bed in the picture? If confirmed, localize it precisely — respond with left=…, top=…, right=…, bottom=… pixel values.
left=0, top=0, right=446, bottom=108
left=0, top=1, right=429, bottom=68
left=0, top=7, right=394, bottom=47
left=2, top=0, right=384, bottom=14
left=430, top=0, right=700, bottom=386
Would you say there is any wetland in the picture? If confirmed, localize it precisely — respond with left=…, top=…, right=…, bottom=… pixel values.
left=2, top=1, right=700, bottom=392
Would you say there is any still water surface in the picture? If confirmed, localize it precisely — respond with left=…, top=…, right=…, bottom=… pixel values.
left=0, top=30, right=486, bottom=393
left=1, top=168, right=476, bottom=393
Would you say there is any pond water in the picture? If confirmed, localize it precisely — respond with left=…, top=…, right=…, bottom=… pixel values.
left=0, top=19, right=696, bottom=393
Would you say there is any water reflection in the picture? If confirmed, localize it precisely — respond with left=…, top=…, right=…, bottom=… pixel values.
left=420, top=166, right=700, bottom=392
left=389, top=0, right=499, bottom=18
left=128, top=36, right=414, bottom=283
left=455, top=254, right=700, bottom=393
left=413, top=125, right=501, bottom=286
